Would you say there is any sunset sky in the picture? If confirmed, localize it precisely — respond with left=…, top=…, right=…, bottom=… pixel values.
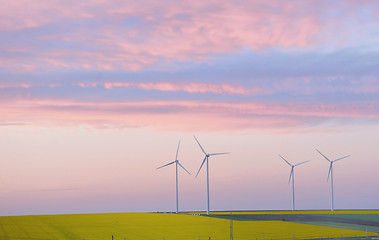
left=1, top=0, right=379, bottom=216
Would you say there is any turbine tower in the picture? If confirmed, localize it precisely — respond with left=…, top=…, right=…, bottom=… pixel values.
left=316, top=149, right=350, bottom=211
left=279, top=155, right=309, bottom=211
left=157, top=141, right=191, bottom=214
left=194, top=136, right=229, bottom=215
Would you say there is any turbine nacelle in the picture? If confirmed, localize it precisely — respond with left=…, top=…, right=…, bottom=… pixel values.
left=279, top=154, right=309, bottom=184
left=194, top=136, right=229, bottom=178
left=157, top=141, right=191, bottom=175
left=316, top=149, right=350, bottom=182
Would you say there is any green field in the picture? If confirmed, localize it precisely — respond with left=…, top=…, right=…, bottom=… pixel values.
left=0, top=211, right=377, bottom=240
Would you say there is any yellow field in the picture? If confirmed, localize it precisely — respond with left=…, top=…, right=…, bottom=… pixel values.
left=0, top=212, right=376, bottom=240
left=190, top=210, right=379, bottom=215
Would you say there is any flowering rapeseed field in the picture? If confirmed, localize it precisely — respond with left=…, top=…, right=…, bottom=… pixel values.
left=0, top=212, right=376, bottom=239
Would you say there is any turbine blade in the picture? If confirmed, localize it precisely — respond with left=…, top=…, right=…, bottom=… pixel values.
left=279, top=154, right=292, bottom=166
left=196, top=156, right=207, bottom=178
left=327, top=164, right=332, bottom=182
left=316, top=149, right=331, bottom=162
left=294, top=160, right=309, bottom=167
left=175, top=140, right=181, bottom=161
left=333, top=155, right=350, bottom=162
left=157, top=161, right=176, bottom=170
left=194, top=136, right=207, bottom=155
left=209, top=152, right=230, bottom=156
left=288, top=167, right=293, bottom=184
left=178, top=161, right=191, bottom=175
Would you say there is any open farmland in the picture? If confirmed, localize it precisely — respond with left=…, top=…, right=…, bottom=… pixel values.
left=0, top=211, right=378, bottom=240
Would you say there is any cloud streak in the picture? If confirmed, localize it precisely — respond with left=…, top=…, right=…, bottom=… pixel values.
left=102, top=82, right=262, bottom=95
left=1, top=98, right=378, bottom=131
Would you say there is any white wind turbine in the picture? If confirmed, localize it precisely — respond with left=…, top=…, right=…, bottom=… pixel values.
left=157, top=141, right=191, bottom=214
left=194, top=136, right=229, bottom=215
left=279, top=155, right=309, bottom=211
left=316, top=149, right=350, bottom=211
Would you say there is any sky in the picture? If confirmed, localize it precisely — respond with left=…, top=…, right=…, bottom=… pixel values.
left=0, top=0, right=379, bottom=216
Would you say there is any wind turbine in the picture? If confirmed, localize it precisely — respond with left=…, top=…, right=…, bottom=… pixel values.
left=157, top=141, right=191, bottom=214
left=316, top=149, right=350, bottom=211
left=279, top=155, right=309, bottom=211
left=194, top=136, right=229, bottom=215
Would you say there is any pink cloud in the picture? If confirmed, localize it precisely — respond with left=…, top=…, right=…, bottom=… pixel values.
left=76, top=77, right=379, bottom=95
left=0, top=83, right=31, bottom=89
left=0, top=0, right=103, bottom=31
left=78, top=82, right=99, bottom=88
left=1, top=99, right=378, bottom=132
left=2, top=0, right=364, bottom=72
left=102, top=82, right=262, bottom=95
left=1, top=76, right=378, bottom=97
